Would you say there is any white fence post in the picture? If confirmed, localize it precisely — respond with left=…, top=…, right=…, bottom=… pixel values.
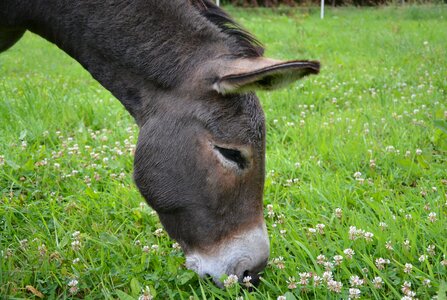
left=321, top=0, right=325, bottom=19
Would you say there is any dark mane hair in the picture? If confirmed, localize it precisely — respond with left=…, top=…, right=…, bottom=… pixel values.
left=191, top=0, right=264, bottom=57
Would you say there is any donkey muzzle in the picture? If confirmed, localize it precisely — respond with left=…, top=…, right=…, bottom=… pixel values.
left=185, top=222, right=270, bottom=287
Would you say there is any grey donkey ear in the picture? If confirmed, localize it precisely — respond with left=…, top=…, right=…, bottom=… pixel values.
left=213, top=58, right=320, bottom=94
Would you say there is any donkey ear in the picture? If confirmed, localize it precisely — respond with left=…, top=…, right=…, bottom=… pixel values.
left=213, top=59, right=320, bottom=94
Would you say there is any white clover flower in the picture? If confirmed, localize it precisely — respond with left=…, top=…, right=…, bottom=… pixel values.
left=277, top=214, right=286, bottom=224
left=422, top=279, right=431, bottom=287
left=333, top=255, right=343, bottom=266
left=277, top=296, right=286, bottom=300
left=38, top=244, right=47, bottom=257
left=298, top=272, right=311, bottom=285
left=418, top=255, right=427, bottom=262
left=349, top=226, right=365, bottom=240
left=334, top=208, right=343, bottom=218
left=379, top=222, right=388, bottom=230
left=308, top=228, right=317, bottom=234
left=441, top=257, right=447, bottom=267
left=72, top=258, right=80, bottom=264
left=401, top=281, right=411, bottom=294
left=322, top=271, right=333, bottom=282
left=272, top=256, right=285, bottom=269
left=154, top=228, right=164, bottom=237
left=71, top=240, right=81, bottom=251
left=72, top=231, right=81, bottom=240
left=349, top=275, right=364, bottom=287
left=287, top=277, right=297, bottom=289
left=385, top=241, right=393, bottom=251
left=428, top=212, right=437, bottom=223
left=138, top=286, right=153, bottom=300
left=401, top=281, right=416, bottom=297
left=323, top=261, right=334, bottom=271
left=403, top=239, right=411, bottom=250
left=68, top=279, right=78, bottom=287
left=266, top=204, right=275, bottom=218
left=316, top=223, right=325, bottom=234
left=375, top=257, right=390, bottom=270
left=344, top=248, right=355, bottom=259
left=348, top=226, right=358, bottom=240
left=386, top=145, right=395, bottom=152
left=68, top=279, right=79, bottom=294
left=317, top=254, right=326, bottom=264
left=243, top=276, right=252, bottom=288
left=285, top=178, right=299, bottom=186
left=19, top=239, right=28, bottom=250
left=142, top=245, right=150, bottom=253
left=372, top=276, right=383, bottom=289
left=313, top=275, right=322, bottom=286
left=415, top=149, right=422, bottom=155
left=364, top=232, right=374, bottom=242
left=403, top=263, right=413, bottom=274
left=348, top=288, right=361, bottom=299
left=327, top=280, right=343, bottom=293
left=427, top=244, right=436, bottom=256
left=406, top=291, right=416, bottom=298
left=3, top=248, right=13, bottom=259
left=223, top=274, right=238, bottom=288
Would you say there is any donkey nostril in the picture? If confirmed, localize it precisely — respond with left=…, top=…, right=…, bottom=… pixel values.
left=243, top=270, right=261, bottom=287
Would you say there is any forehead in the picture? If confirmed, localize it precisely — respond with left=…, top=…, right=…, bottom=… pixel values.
left=203, top=92, right=265, bottom=145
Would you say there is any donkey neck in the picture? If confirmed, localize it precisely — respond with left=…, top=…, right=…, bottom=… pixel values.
left=1, top=0, right=235, bottom=124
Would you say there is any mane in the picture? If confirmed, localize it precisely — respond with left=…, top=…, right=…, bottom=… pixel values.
left=190, top=0, right=264, bottom=57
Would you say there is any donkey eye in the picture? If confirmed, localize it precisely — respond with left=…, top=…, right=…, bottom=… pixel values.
left=214, top=146, right=247, bottom=169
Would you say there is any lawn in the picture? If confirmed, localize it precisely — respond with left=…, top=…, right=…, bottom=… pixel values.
left=1, top=4, right=446, bottom=300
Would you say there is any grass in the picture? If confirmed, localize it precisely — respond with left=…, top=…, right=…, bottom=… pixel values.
left=1, top=4, right=446, bottom=300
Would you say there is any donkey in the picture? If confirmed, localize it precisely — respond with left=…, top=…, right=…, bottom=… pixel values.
left=0, top=0, right=319, bottom=286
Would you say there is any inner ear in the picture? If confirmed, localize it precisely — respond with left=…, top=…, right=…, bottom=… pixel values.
left=213, top=59, right=320, bottom=94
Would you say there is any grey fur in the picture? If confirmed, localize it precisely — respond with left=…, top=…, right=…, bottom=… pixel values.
left=0, top=0, right=319, bottom=284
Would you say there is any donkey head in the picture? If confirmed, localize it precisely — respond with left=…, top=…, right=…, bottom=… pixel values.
left=0, top=0, right=318, bottom=287
left=133, top=57, right=319, bottom=286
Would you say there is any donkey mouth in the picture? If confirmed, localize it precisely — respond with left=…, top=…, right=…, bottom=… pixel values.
left=184, top=223, right=269, bottom=288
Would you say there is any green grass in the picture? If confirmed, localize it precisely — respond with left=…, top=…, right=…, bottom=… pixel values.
left=1, top=5, right=446, bottom=299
